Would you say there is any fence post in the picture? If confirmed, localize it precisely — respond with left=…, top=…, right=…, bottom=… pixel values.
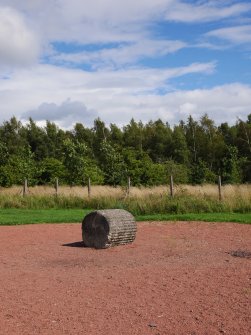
left=88, top=177, right=91, bottom=198
left=170, top=175, right=174, bottom=198
left=218, top=175, right=222, bottom=201
left=23, top=178, right=28, bottom=197
left=127, top=176, right=131, bottom=196
left=55, top=178, right=59, bottom=197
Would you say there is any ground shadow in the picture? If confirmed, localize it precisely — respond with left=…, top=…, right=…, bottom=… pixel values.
left=62, top=241, right=85, bottom=248
left=228, top=250, right=251, bottom=259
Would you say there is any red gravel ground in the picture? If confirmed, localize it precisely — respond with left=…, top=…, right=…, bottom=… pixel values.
left=0, top=221, right=250, bottom=335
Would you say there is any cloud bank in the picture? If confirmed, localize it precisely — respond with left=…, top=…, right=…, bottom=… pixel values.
left=23, top=99, right=97, bottom=127
left=0, top=6, right=39, bottom=68
left=0, top=0, right=250, bottom=127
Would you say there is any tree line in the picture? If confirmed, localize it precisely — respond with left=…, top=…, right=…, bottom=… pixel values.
left=0, top=114, right=250, bottom=187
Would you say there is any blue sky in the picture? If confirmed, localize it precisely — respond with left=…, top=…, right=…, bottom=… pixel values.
left=0, top=0, right=251, bottom=127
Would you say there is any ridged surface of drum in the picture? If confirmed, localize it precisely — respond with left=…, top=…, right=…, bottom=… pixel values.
left=82, top=209, right=137, bottom=249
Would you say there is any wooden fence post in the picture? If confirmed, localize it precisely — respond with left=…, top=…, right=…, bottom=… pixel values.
left=127, top=176, right=131, bottom=196
left=23, top=179, right=28, bottom=197
left=55, top=178, right=59, bottom=196
left=170, top=175, right=174, bottom=198
left=88, top=177, right=91, bottom=198
left=218, top=175, right=222, bottom=201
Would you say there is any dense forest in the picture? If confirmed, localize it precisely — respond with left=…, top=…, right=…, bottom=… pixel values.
left=0, top=114, right=250, bottom=187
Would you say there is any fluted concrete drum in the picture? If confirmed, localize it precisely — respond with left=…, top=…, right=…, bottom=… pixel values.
left=82, top=209, right=137, bottom=249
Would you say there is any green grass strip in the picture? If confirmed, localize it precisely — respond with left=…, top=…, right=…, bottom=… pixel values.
left=0, top=209, right=250, bottom=226
left=0, top=209, right=91, bottom=225
left=136, top=213, right=251, bottom=224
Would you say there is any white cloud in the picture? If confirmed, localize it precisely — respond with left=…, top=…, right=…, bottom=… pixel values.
left=1, top=62, right=249, bottom=127
left=0, top=61, right=215, bottom=94
left=105, top=83, right=251, bottom=126
left=0, top=0, right=249, bottom=73
left=0, top=0, right=173, bottom=45
left=206, top=25, right=251, bottom=44
left=163, top=83, right=251, bottom=124
left=22, top=99, right=97, bottom=127
left=58, top=0, right=171, bottom=24
left=51, top=39, right=187, bottom=68
left=0, top=6, right=40, bottom=67
left=0, top=0, right=250, bottom=128
left=1, top=0, right=249, bottom=49
left=165, top=1, right=251, bottom=23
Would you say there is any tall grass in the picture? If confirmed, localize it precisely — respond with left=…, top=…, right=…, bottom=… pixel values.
left=0, top=184, right=250, bottom=214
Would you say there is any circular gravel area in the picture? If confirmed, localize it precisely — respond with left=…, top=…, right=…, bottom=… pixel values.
left=0, top=221, right=250, bottom=335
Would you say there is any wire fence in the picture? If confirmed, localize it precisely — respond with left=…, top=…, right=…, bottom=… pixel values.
left=1, top=176, right=250, bottom=202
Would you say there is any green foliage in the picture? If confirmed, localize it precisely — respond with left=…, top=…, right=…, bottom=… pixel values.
left=123, top=119, right=144, bottom=152
left=165, top=160, right=189, bottom=184
left=63, top=138, right=87, bottom=184
left=190, top=160, right=216, bottom=184
left=0, top=142, right=9, bottom=166
left=122, top=149, right=166, bottom=185
left=82, top=162, right=104, bottom=185
left=222, top=146, right=242, bottom=184
left=38, top=158, right=66, bottom=184
left=242, top=158, right=251, bottom=183
left=62, top=138, right=103, bottom=185
left=0, top=114, right=250, bottom=186
left=99, top=140, right=126, bottom=185
left=25, top=118, right=49, bottom=160
left=172, top=125, right=189, bottom=164
left=0, top=117, right=28, bottom=155
left=122, top=149, right=146, bottom=185
left=0, top=146, right=37, bottom=186
left=144, top=119, right=172, bottom=161
left=143, top=163, right=166, bottom=186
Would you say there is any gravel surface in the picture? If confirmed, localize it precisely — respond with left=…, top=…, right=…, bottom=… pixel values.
left=0, top=221, right=250, bottom=335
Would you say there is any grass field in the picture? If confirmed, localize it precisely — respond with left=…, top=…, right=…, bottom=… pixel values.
left=0, top=209, right=90, bottom=225
left=0, top=209, right=250, bottom=225
left=0, top=184, right=250, bottom=224
left=136, top=213, right=251, bottom=224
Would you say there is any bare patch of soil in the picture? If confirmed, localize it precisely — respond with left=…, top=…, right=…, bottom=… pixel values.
left=0, top=221, right=250, bottom=335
